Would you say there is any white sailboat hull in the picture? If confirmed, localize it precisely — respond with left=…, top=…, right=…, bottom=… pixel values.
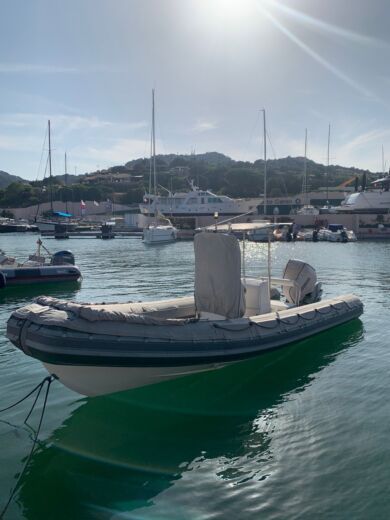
left=143, top=225, right=177, bottom=244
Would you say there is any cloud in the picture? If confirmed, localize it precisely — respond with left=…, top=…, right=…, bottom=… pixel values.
left=0, top=112, right=148, bottom=133
left=71, top=137, right=154, bottom=168
left=0, top=63, right=79, bottom=74
left=191, top=119, right=218, bottom=133
left=0, top=133, right=41, bottom=152
left=342, top=128, right=390, bottom=153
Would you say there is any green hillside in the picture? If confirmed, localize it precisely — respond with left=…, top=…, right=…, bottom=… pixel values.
left=0, top=153, right=378, bottom=209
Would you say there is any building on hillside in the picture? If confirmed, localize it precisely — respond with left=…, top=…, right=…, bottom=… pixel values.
left=82, top=171, right=143, bottom=186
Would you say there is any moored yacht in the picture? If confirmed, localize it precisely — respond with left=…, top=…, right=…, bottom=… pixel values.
left=337, top=176, right=390, bottom=214
left=143, top=220, right=177, bottom=244
left=140, top=180, right=250, bottom=218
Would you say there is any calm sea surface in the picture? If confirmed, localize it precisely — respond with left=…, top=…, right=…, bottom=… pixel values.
left=0, top=234, right=389, bottom=519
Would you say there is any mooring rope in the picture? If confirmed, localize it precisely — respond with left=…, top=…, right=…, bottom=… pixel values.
left=0, top=374, right=57, bottom=519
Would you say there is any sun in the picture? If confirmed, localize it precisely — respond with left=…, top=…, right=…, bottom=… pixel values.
left=203, top=0, right=256, bottom=23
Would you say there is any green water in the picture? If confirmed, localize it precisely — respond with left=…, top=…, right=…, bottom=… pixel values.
left=0, top=234, right=389, bottom=519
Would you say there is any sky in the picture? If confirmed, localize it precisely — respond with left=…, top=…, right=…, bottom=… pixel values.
left=1, top=0, right=390, bottom=179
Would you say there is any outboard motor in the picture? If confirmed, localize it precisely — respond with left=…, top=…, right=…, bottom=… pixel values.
left=51, top=250, right=75, bottom=265
left=282, top=259, right=322, bottom=305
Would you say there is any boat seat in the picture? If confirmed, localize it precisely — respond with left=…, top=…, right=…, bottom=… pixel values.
left=242, top=278, right=271, bottom=317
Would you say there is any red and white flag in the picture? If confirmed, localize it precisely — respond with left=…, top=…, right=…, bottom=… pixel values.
left=80, top=200, right=86, bottom=215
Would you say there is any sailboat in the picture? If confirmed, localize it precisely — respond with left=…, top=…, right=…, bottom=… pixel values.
left=143, top=90, right=178, bottom=244
left=36, top=121, right=73, bottom=232
left=248, top=109, right=273, bottom=242
left=297, top=129, right=319, bottom=216
left=320, top=124, right=337, bottom=214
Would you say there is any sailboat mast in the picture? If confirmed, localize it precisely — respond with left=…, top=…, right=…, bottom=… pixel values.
left=64, top=152, right=68, bottom=213
left=47, top=120, right=54, bottom=213
left=326, top=123, right=330, bottom=204
left=262, top=109, right=267, bottom=216
left=152, top=89, right=156, bottom=196
left=303, top=128, right=308, bottom=205
left=382, top=145, right=385, bottom=175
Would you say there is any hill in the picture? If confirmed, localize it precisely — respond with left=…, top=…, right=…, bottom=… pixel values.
left=0, top=170, right=25, bottom=188
left=0, top=153, right=381, bottom=208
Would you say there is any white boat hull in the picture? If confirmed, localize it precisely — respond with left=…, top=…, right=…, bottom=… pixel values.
left=43, top=362, right=227, bottom=396
left=339, top=191, right=390, bottom=213
left=143, top=226, right=177, bottom=244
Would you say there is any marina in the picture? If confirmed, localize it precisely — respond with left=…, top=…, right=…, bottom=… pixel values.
left=2, top=0, right=390, bottom=517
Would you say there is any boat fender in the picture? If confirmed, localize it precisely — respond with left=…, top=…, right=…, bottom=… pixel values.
left=0, top=271, right=6, bottom=289
left=295, top=198, right=301, bottom=204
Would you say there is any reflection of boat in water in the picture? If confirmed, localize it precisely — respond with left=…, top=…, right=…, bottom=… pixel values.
left=7, top=232, right=362, bottom=396
left=14, top=319, right=363, bottom=519
left=0, top=239, right=81, bottom=288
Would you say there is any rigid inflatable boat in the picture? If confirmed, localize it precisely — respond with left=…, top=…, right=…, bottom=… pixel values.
left=0, top=240, right=81, bottom=288
left=6, top=232, right=363, bottom=396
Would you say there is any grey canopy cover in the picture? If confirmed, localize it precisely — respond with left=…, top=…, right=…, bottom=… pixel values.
left=194, top=232, right=245, bottom=319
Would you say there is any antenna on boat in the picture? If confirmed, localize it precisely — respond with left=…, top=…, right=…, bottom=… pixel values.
left=262, top=109, right=267, bottom=216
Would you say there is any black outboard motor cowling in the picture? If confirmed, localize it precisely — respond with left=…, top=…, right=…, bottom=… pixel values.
left=51, top=250, right=75, bottom=265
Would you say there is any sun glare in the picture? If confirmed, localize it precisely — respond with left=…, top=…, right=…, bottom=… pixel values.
left=203, top=0, right=255, bottom=23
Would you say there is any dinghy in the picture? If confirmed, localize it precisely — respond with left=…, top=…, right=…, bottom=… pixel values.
left=0, top=239, right=81, bottom=289
left=6, top=232, right=362, bottom=396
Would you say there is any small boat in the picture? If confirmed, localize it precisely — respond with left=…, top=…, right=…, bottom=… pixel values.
left=296, top=129, right=320, bottom=217
left=317, top=224, right=357, bottom=242
left=7, top=232, right=362, bottom=396
left=143, top=221, right=177, bottom=244
left=297, top=204, right=320, bottom=216
left=99, top=223, right=115, bottom=239
left=0, top=239, right=81, bottom=288
left=0, top=218, right=37, bottom=233
left=297, top=225, right=356, bottom=243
